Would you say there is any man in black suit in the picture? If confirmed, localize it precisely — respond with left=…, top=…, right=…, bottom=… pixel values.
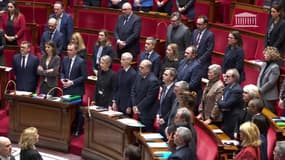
left=13, top=41, right=39, bottom=92
left=157, top=67, right=176, bottom=137
left=49, top=1, right=73, bottom=50
left=168, top=126, right=193, bottom=160
left=139, top=37, right=161, bottom=77
left=112, top=52, right=137, bottom=115
left=114, top=2, right=141, bottom=58
left=61, top=43, right=87, bottom=137
left=131, top=59, right=159, bottom=132
left=166, top=12, right=191, bottom=59
left=191, top=15, right=214, bottom=78
left=40, top=18, right=64, bottom=56
left=0, top=136, right=15, bottom=160
left=217, top=68, right=244, bottom=138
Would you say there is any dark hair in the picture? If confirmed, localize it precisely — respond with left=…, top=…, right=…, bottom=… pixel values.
left=252, top=114, right=269, bottom=135
left=178, top=91, right=197, bottom=111
left=230, top=30, right=243, bottom=47
left=44, top=41, right=57, bottom=56
left=96, top=29, right=111, bottom=47
left=197, top=15, right=208, bottom=24
left=171, top=12, right=181, bottom=21
left=8, top=0, right=19, bottom=20
left=55, top=1, right=64, bottom=8
left=124, top=144, right=141, bottom=160
left=249, top=98, right=264, bottom=113
left=271, top=2, right=284, bottom=18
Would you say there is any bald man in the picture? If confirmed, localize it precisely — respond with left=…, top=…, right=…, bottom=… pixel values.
left=114, top=2, right=141, bottom=58
left=40, top=17, right=64, bottom=55
left=0, top=136, right=15, bottom=160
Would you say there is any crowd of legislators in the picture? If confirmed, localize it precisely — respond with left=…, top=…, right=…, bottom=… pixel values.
left=0, top=0, right=285, bottom=159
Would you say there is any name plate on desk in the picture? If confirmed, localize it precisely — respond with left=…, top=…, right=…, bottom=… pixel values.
left=99, top=110, right=124, bottom=117
left=117, top=118, right=145, bottom=127
left=88, top=105, right=108, bottom=112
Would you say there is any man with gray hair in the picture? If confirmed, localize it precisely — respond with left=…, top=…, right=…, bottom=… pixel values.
left=217, top=68, right=243, bottom=138
left=168, top=126, right=192, bottom=160
left=274, top=141, right=285, bottom=160
left=0, top=136, right=15, bottom=160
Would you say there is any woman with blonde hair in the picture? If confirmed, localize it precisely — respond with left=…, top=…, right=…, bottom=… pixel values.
left=71, top=32, right=87, bottom=59
left=19, top=127, right=43, bottom=160
left=234, top=122, right=261, bottom=160
left=257, top=46, right=281, bottom=113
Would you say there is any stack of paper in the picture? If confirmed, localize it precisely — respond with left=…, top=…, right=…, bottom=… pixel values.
left=141, top=133, right=164, bottom=141
left=100, top=110, right=123, bottom=117
left=117, top=118, right=145, bottom=127
left=212, top=129, right=223, bottom=134
left=88, top=105, right=108, bottom=112
left=153, top=151, right=172, bottom=159
left=222, top=140, right=239, bottom=146
left=146, top=142, right=168, bottom=148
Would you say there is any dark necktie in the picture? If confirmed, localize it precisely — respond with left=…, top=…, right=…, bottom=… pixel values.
left=49, top=32, right=53, bottom=40
left=160, top=86, right=167, bottom=105
left=145, top=53, right=150, bottom=59
left=67, top=58, right=72, bottom=79
left=195, top=31, right=201, bottom=47
left=21, top=56, right=25, bottom=68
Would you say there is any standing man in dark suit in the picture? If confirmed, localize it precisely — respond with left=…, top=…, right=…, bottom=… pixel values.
left=139, top=37, right=161, bottom=77
left=177, top=45, right=203, bottom=111
left=168, top=126, right=193, bottom=160
left=114, top=2, right=141, bottom=58
left=191, top=15, right=214, bottom=77
left=131, top=59, right=160, bottom=132
left=0, top=136, right=15, bottom=160
left=157, top=67, right=176, bottom=137
left=13, top=41, right=39, bottom=92
left=61, top=43, right=87, bottom=137
left=217, top=68, right=244, bottom=138
left=112, top=52, right=137, bottom=115
left=40, top=18, right=64, bottom=56
left=49, top=1, right=73, bottom=51
left=166, top=12, right=191, bottom=59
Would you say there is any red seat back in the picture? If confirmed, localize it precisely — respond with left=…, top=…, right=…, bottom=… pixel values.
left=194, top=124, right=218, bottom=160
left=254, top=39, right=265, bottom=61
left=76, top=10, right=105, bottom=30
left=211, top=27, right=229, bottom=53
left=267, top=127, right=276, bottom=160
left=241, top=65, right=259, bottom=86
left=155, top=21, right=169, bottom=40
left=194, top=1, right=211, bottom=21
left=242, top=34, right=258, bottom=60
left=82, top=83, right=95, bottom=106
left=141, top=17, right=158, bottom=37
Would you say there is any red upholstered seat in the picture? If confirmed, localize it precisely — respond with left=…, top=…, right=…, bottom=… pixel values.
left=76, top=10, right=105, bottom=30
left=241, top=65, right=259, bottom=86
left=112, top=63, right=121, bottom=74
left=155, top=21, right=169, bottom=40
left=254, top=39, right=265, bottom=61
left=3, top=48, right=18, bottom=67
left=194, top=1, right=211, bottom=21
left=194, top=124, right=218, bottom=160
left=210, top=27, right=228, bottom=53
left=211, top=54, right=223, bottom=66
left=104, top=13, right=119, bottom=32
left=267, top=127, right=276, bottom=160
left=242, top=34, right=258, bottom=60
left=86, top=58, right=94, bottom=76
left=18, top=4, right=51, bottom=25
left=141, top=17, right=158, bottom=37
left=82, top=83, right=95, bottom=106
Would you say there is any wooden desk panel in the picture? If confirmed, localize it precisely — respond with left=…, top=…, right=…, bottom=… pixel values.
left=5, top=94, right=76, bottom=152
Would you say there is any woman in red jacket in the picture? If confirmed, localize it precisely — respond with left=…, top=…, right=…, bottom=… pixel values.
left=1, top=0, right=26, bottom=45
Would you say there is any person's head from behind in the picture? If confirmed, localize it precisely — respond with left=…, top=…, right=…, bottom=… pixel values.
left=0, top=136, right=12, bottom=158
left=252, top=114, right=269, bottom=135
left=19, top=127, right=39, bottom=150
left=247, top=98, right=264, bottom=115
left=177, top=91, right=196, bottom=111
left=274, top=141, right=285, bottom=160
left=124, top=144, right=141, bottom=160
left=239, top=122, right=261, bottom=148
left=173, top=126, right=192, bottom=147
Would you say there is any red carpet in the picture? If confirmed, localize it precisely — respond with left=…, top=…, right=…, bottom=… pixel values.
left=0, top=112, right=84, bottom=156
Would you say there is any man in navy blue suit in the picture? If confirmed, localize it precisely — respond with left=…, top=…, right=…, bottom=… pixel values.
left=61, top=43, right=87, bottom=137
left=13, top=41, right=39, bottom=92
left=139, top=37, right=161, bottom=77
left=49, top=1, right=73, bottom=51
left=131, top=59, right=159, bottom=132
left=177, top=45, right=203, bottom=111
left=114, top=2, right=141, bottom=58
left=157, top=67, right=176, bottom=137
left=40, top=18, right=63, bottom=56
left=191, top=15, right=214, bottom=78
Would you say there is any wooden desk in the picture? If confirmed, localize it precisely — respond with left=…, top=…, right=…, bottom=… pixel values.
left=262, top=107, right=285, bottom=140
left=81, top=109, right=138, bottom=160
left=0, top=66, right=11, bottom=108
left=4, top=94, right=76, bottom=152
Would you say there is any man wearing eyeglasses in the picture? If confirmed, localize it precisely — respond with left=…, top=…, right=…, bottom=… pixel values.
left=190, top=15, right=214, bottom=78
left=114, top=2, right=141, bottom=58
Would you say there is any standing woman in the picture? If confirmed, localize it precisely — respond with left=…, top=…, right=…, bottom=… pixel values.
left=257, top=46, right=281, bottom=113
left=37, top=41, right=60, bottom=95
left=222, top=30, right=245, bottom=83
left=265, top=2, right=285, bottom=62
left=19, top=127, right=43, bottom=160
left=160, top=43, right=179, bottom=77
left=92, top=30, right=115, bottom=76
left=234, top=122, right=261, bottom=160
left=71, top=32, right=87, bottom=59
left=1, top=0, right=26, bottom=45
